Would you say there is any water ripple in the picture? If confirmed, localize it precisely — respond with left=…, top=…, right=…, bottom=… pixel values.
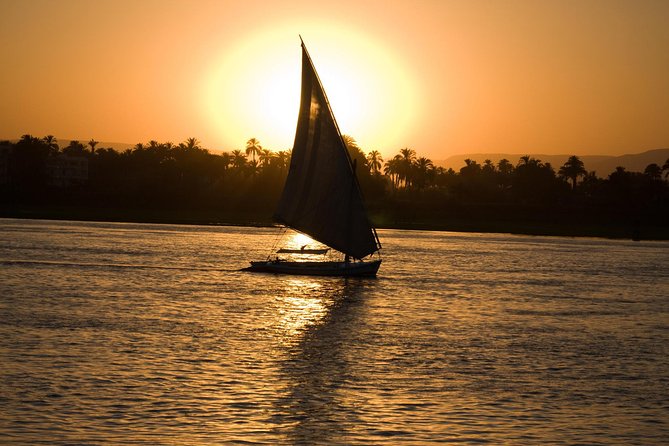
left=1, top=219, right=668, bottom=444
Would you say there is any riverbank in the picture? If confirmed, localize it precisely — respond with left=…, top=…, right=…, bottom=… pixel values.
left=2, top=204, right=667, bottom=241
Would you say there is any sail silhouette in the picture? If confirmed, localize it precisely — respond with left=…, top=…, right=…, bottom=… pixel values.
left=274, top=40, right=380, bottom=259
left=244, top=39, right=382, bottom=276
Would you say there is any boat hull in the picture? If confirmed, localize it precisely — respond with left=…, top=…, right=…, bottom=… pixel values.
left=243, top=259, right=381, bottom=277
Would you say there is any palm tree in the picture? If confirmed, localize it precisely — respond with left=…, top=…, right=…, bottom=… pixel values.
left=413, top=157, right=434, bottom=189
left=517, top=155, right=546, bottom=168
left=608, top=166, right=631, bottom=189
left=517, top=155, right=537, bottom=167
left=182, top=137, right=201, bottom=151
left=63, top=140, right=88, bottom=156
left=219, top=152, right=232, bottom=171
left=497, top=158, right=514, bottom=190
left=558, top=155, right=587, bottom=189
left=42, top=135, right=59, bottom=154
left=342, top=135, right=369, bottom=174
left=190, top=138, right=201, bottom=150
left=384, top=155, right=402, bottom=188
left=88, top=139, right=98, bottom=154
left=245, top=138, right=262, bottom=166
left=415, top=157, right=433, bottom=169
left=644, top=163, right=662, bottom=180
left=366, top=150, right=383, bottom=175
left=259, top=148, right=274, bottom=168
left=459, top=158, right=481, bottom=176
left=399, top=147, right=416, bottom=187
left=276, top=150, right=291, bottom=174
left=497, top=159, right=513, bottom=175
left=662, top=158, right=669, bottom=179
left=400, top=147, right=416, bottom=164
left=482, top=159, right=495, bottom=174
left=19, top=134, right=42, bottom=145
left=231, top=149, right=247, bottom=170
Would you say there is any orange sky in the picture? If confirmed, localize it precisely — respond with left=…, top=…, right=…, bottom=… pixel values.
left=1, top=0, right=668, bottom=159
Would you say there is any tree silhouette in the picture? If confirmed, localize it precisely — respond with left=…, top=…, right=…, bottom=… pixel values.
left=399, top=147, right=416, bottom=187
left=220, top=152, right=232, bottom=171
left=497, top=158, right=514, bottom=190
left=607, top=166, right=631, bottom=192
left=63, top=140, right=88, bottom=156
left=231, top=149, right=247, bottom=170
left=245, top=138, right=262, bottom=167
left=342, top=135, right=358, bottom=150
left=413, top=156, right=434, bottom=189
left=497, top=159, right=513, bottom=174
left=460, top=158, right=481, bottom=177
left=518, top=155, right=532, bottom=166
left=257, top=149, right=273, bottom=168
left=88, top=139, right=98, bottom=154
left=482, top=159, right=495, bottom=174
left=558, top=155, right=587, bottom=189
left=42, top=135, right=59, bottom=154
left=12, top=135, right=51, bottom=195
left=513, top=156, right=561, bottom=202
left=366, top=150, right=383, bottom=175
left=342, top=135, right=369, bottom=177
left=4, top=133, right=669, bottom=240
left=276, top=150, right=291, bottom=174
left=644, top=163, right=662, bottom=180
left=182, top=137, right=201, bottom=151
left=383, top=154, right=402, bottom=188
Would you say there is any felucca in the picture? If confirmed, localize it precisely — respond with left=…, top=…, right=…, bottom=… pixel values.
left=244, top=39, right=382, bottom=277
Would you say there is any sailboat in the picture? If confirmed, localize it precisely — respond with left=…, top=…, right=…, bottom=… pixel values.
left=243, top=39, right=382, bottom=277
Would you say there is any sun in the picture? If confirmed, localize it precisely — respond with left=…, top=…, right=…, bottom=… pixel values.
left=201, top=23, right=420, bottom=154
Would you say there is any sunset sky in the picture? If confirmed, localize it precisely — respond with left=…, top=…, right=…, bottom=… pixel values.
left=1, top=0, right=668, bottom=159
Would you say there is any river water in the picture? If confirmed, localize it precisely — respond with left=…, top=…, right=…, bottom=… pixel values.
left=1, top=218, right=668, bottom=445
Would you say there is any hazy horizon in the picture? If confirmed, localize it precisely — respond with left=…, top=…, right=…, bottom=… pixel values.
left=2, top=0, right=668, bottom=159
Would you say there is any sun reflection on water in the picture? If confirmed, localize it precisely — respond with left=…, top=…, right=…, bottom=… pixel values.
left=275, top=278, right=329, bottom=345
left=275, top=230, right=340, bottom=262
left=287, top=232, right=315, bottom=249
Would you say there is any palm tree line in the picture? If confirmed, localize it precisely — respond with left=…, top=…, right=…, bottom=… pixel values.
left=3, top=134, right=669, bottom=213
left=5, top=134, right=293, bottom=173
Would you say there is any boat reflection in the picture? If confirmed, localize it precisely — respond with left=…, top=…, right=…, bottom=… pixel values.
left=271, top=277, right=368, bottom=443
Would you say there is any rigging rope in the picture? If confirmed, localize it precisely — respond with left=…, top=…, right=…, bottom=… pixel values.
left=267, top=226, right=287, bottom=260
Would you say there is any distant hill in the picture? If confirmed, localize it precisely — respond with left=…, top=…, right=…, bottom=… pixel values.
left=435, top=148, right=669, bottom=177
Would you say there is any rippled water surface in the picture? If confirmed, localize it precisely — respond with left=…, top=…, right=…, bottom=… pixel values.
left=1, top=218, right=668, bottom=444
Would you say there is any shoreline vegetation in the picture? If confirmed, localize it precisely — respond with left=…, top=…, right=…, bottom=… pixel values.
left=2, top=135, right=668, bottom=240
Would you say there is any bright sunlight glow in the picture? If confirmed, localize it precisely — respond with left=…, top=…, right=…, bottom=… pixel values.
left=290, top=232, right=316, bottom=248
left=201, top=23, right=420, bottom=154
